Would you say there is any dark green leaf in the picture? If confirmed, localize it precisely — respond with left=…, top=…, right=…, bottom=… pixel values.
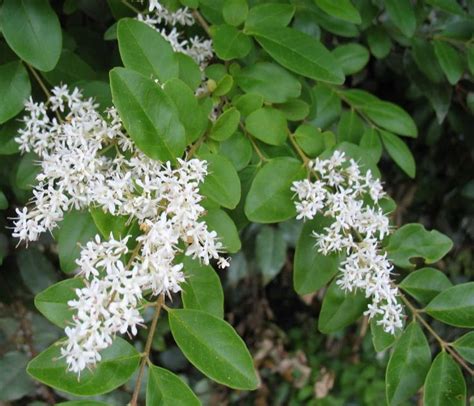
left=386, top=323, right=431, bottom=404
left=379, top=131, right=416, bottom=178
left=314, top=0, right=361, bottom=24
left=0, top=61, right=31, bottom=124
left=42, top=50, right=96, bottom=86
left=384, top=0, right=416, bottom=37
left=425, top=0, right=465, bottom=15
left=332, top=43, right=369, bottom=75
left=412, top=38, right=444, bottom=83
left=361, top=102, right=417, bottom=138
left=0, top=351, right=35, bottom=401
left=16, top=152, right=40, bottom=190
left=310, top=83, right=341, bottom=129
left=337, top=109, right=364, bottom=143
left=245, top=3, right=295, bottom=30
left=202, top=208, right=241, bottom=253
left=168, top=309, right=259, bottom=390
left=256, top=226, right=287, bottom=285
left=17, top=248, right=58, bottom=295
left=452, top=332, right=474, bottom=364
left=245, top=107, right=288, bottom=146
left=433, top=40, right=464, bottom=85
left=0, top=119, right=21, bottom=155
left=366, top=25, right=392, bottom=59
left=399, top=267, right=452, bottom=305
left=359, top=127, right=382, bottom=162
left=212, top=25, right=252, bottom=60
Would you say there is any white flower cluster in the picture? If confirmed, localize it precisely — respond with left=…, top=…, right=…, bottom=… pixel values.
left=138, top=1, right=213, bottom=67
left=291, top=151, right=403, bottom=334
left=12, top=85, right=229, bottom=374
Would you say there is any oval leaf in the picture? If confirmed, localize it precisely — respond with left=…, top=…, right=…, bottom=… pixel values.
left=399, top=267, right=452, bottom=305
left=245, top=107, right=288, bottom=146
left=452, top=332, right=474, bottom=364
left=0, top=61, right=31, bottom=124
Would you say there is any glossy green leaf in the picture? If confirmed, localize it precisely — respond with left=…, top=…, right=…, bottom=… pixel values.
left=384, top=0, right=416, bottom=37
left=203, top=208, right=241, bottom=253
left=359, top=127, right=383, bottom=163
left=168, top=309, right=259, bottom=390
left=423, top=352, right=466, bottom=406
left=247, top=26, right=345, bottom=84
left=256, top=226, right=287, bottom=285
left=27, top=338, right=140, bottom=396
left=210, top=108, right=240, bottom=141
left=425, top=282, right=474, bottom=328
left=314, top=0, right=361, bottom=24
left=0, top=0, right=62, bottom=71
left=147, top=365, right=201, bottom=406
left=0, top=61, right=31, bottom=124
left=399, top=267, right=452, bottom=305
left=245, top=3, right=295, bottom=30
left=58, top=211, right=99, bottom=274
left=235, top=62, right=301, bottom=103
left=332, top=43, right=369, bottom=75
left=223, top=0, right=248, bottom=27
left=245, top=158, right=305, bottom=223
left=380, top=131, right=416, bottom=178
left=294, top=217, right=340, bottom=295
left=42, top=50, right=96, bottom=86
left=338, top=109, right=365, bottom=143
left=386, top=223, right=453, bottom=269
left=433, top=40, right=464, bottom=85
left=366, top=25, right=392, bottom=59
left=110, top=67, right=186, bottom=162
left=385, top=322, right=431, bottom=405
left=452, top=332, right=474, bottom=364
left=245, top=107, right=288, bottom=146
left=34, top=278, right=84, bottom=328
left=117, top=18, right=178, bottom=82
left=212, top=25, right=252, bottom=60
left=198, top=154, right=241, bottom=209
left=181, top=257, right=224, bottom=318
left=310, top=83, right=341, bottom=129
left=318, top=279, right=368, bottom=333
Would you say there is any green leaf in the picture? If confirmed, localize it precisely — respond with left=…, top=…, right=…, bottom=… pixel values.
left=245, top=3, right=295, bottom=30
left=214, top=74, right=234, bottom=96
left=223, top=0, right=248, bottom=27
left=412, top=38, right=444, bottom=83
left=425, top=282, right=474, bottom=328
left=0, top=61, right=31, bottom=124
left=337, top=109, right=364, bottom=143
left=256, top=226, right=287, bottom=285
left=433, top=40, right=464, bottom=85
left=202, top=208, right=241, bottom=253
left=181, top=256, right=224, bottom=318
left=163, top=78, right=207, bottom=144
left=42, top=50, right=96, bottom=86
left=110, top=67, right=186, bottom=162
left=332, top=43, right=369, bottom=75
left=366, top=25, right=392, bottom=59
left=245, top=158, right=305, bottom=223
left=0, top=190, right=7, bottom=210
left=235, top=62, right=301, bottom=103
left=90, top=208, right=130, bottom=240
left=176, top=53, right=202, bottom=90
left=370, top=318, right=398, bottom=352
left=16, top=152, right=40, bottom=190
left=309, top=4, right=359, bottom=37
left=0, top=351, right=35, bottom=401
left=117, top=18, right=178, bottom=82
left=0, top=0, right=62, bottom=71
left=276, top=99, right=310, bottom=121
left=425, top=0, right=465, bottom=15
left=399, top=267, right=452, bottom=305
left=379, top=131, right=416, bottom=178
left=209, top=108, right=240, bottom=141
left=77, top=80, right=112, bottom=110
left=386, top=322, right=431, bottom=405
left=247, top=26, right=345, bottom=84
left=359, top=127, right=382, bottom=162
left=245, top=107, right=288, bottom=146
left=318, top=279, right=368, bottom=333
left=233, top=93, right=264, bottom=116
left=34, top=278, right=84, bottom=328
left=314, top=0, right=361, bottom=24
left=294, top=124, right=328, bottom=158
left=17, top=248, right=58, bottom=295
left=0, top=119, right=21, bottom=155
left=212, top=25, right=252, bottom=60
left=310, top=83, right=341, bottom=129
left=198, top=154, right=241, bottom=209
left=147, top=365, right=201, bottom=406
left=219, top=131, right=252, bottom=171
left=423, top=352, right=466, bottom=406
left=452, top=332, right=474, bottom=364
left=386, top=223, right=453, bottom=269
left=27, top=338, right=140, bottom=396
left=168, top=309, right=259, bottom=390
left=293, top=216, right=340, bottom=295
left=58, top=211, right=99, bottom=274
left=384, top=0, right=416, bottom=37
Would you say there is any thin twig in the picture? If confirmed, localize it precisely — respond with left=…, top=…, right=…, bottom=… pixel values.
left=288, top=131, right=310, bottom=166
left=130, top=294, right=165, bottom=406
left=239, top=123, right=268, bottom=162
left=192, top=10, right=211, bottom=36
left=121, top=0, right=141, bottom=14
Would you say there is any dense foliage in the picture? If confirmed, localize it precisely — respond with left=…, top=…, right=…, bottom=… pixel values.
left=0, top=0, right=473, bottom=405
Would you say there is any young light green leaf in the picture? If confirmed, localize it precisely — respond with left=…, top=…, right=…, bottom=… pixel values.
left=0, top=61, right=31, bottom=124
left=386, top=223, right=453, bottom=269
left=245, top=3, right=295, bottom=30
left=293, top=216, right=340, bottom=295
left=332, top=43, right=370, bottom=75
left=223, top=0, right=248, bottom=27
left=147, top=365, right=201, bottom=406
left=117, top=19, right=178, bottom=82
left=314, top=0, right=361, bottom=24
left=399, top=267, right=452, bottom=305
left=433, top=40, right=464, bottom=85
left=34, top=278, right=84, bottom=328
left=168, top=309, right=259, bottom=390
left=213, top=74, right=234, bottom=96
left=209, top=108, right=240, bottom=141
left=181, top=256, right=224, bottom=318
left=256, top=226, right=287, bottom=285
left=235, top=62, right=301, bottom=103
left=198, top=154, right=241, bottom=209
left=425, top=282, right=474, bottom=328
left=245, top=107, right=288, bottom=146
left=0, top=0, right=62, bottom=71
left=212, top=25, right=252, bottom=60
left=247, top=26, right=345, bottom=84
left=452, top=332, right=474, bottom=364
left=379, top=131, right=416, bottom=178
left=384, top=0, right=416, bottom=37
left=423, top=352, right=466, bottom=406
left=202, top=208, right=241, bottom=253
left=318, top=279, right=368, bottom=333
left=110, top=67, right=186, bottom=162
left=27, top=338, right=140, bottom=396
left=245, top=158, right=305, bottom=223
left=385, top=322, right=431, bottom=405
